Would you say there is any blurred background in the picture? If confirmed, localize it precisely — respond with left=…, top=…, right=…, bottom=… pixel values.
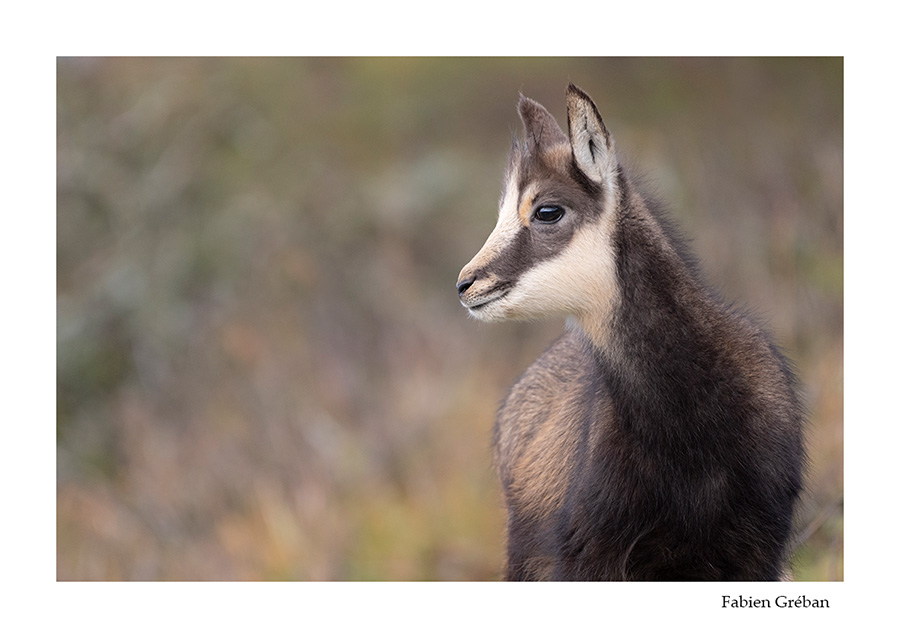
left=57, top=57, right=842, bottom=581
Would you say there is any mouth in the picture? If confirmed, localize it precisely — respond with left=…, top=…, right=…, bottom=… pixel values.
left=461, top=288, right=509, bottom=312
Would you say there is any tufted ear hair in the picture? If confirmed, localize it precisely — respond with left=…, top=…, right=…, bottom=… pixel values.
left=566, top=83, right=616, bottom=185
left=518, top=94, right=568, bottom=151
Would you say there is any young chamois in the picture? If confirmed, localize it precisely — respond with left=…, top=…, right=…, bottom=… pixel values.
left=456, top=85, right=805, bottom=581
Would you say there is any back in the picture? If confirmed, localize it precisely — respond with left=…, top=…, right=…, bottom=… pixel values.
left=495, top=320, right=802, bottom=581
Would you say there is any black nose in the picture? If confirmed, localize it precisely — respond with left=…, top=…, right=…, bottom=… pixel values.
left=456, top=276, right=475, bottom=297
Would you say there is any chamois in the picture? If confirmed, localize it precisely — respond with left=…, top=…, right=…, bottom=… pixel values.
left=456, top=85, right=805, bottom=581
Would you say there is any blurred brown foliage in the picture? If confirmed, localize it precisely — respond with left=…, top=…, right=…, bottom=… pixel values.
left=57, top=58, right=842, bottom=580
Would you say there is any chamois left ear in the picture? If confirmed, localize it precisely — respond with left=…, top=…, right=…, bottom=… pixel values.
left=566, top=84, right=616, bottom=185
left=519, top=94, right=568, bottom=151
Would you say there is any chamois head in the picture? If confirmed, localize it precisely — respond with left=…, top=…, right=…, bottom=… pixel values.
left=456, top=85, right=621, bottom=327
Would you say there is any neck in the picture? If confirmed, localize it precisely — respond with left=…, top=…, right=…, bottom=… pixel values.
left=575, top=197, right=736, bottom=440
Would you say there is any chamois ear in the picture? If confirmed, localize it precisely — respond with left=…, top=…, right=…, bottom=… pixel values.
left=518, top=94, right=568, bottom=150
left=566, top=84, right=616, bottom=185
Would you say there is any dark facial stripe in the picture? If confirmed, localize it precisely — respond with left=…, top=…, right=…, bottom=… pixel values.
left=480, top=211, right=581, bottom=289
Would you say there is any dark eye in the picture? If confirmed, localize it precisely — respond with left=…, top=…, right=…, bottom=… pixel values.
left=534, top=205, right=564, bottom=224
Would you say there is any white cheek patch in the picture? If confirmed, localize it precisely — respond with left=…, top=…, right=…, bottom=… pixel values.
left=497, top=215, right=619, bottom=339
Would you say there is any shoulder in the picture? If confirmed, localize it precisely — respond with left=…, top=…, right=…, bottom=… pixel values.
left=492, top=327, right=613, bottom=501
left=505, top=330, right=592, bottom=401
left=495, top=328, right=605, bottom=444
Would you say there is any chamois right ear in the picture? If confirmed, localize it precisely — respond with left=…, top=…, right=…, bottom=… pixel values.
left=566, top=84, right=616, bottom=186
